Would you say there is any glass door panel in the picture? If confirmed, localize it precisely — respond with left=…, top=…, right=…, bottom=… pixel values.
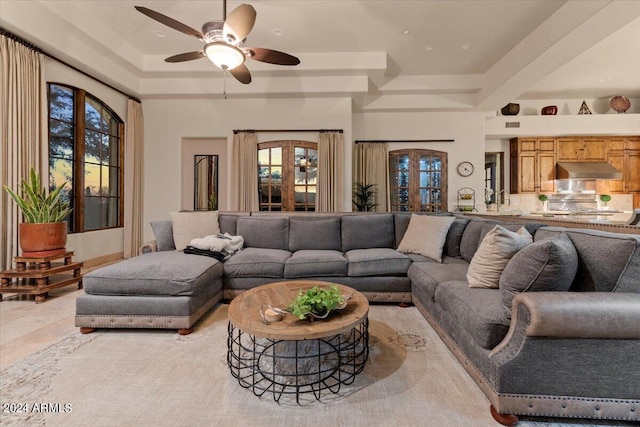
left=389, top=150, right=447, bottom=212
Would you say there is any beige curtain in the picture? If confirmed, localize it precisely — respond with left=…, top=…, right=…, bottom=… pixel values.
left=354, top=142, right=389, bottom=212
left=0, top=35, right=46, bottom=271
left=316, top=131, right=344, bottom=212
left=123, top=99, right=144, bottom=258
left=232, top=131, right=258, bottom=211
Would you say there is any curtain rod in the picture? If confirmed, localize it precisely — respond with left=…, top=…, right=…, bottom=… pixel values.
left=234, top=129, right=343, bottom=134
left=1, top=27, right=141, bottom=103
left=355, top=139, right=454, bottom=144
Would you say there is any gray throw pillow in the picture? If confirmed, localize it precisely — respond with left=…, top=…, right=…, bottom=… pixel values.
left=499, top=233, right=578, bottom=318
left=150, top=220, right=176, bottom=251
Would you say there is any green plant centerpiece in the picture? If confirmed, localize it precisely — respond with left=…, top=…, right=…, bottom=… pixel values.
left=4, top=167, right=72, bottom=256
left=287, top=285, right=349, bottom=320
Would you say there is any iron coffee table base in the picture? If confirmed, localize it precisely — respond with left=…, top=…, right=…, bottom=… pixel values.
left=227, top=318, right=369, bottom=404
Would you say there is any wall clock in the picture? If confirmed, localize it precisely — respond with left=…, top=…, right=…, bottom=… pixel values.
left=457, top=161, right=474, bottom=177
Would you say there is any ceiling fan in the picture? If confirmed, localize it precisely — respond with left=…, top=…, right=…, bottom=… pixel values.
left=135, top=1, right=300, bottom=84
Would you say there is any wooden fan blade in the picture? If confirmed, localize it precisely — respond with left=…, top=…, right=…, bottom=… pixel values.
left=223, top=4, right=256, bottom=43
left=230, top=64, right=252, bottom=84
left=245, top=48, right=300, bottom=66
left=165, top=51, right=206, bottom=63
left=135, top=6, right=204, bottom=40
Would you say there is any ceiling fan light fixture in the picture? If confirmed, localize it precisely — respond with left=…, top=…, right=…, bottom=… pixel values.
left=204, top=42, right=246, bottom=70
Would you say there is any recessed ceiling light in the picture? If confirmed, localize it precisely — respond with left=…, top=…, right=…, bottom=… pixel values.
left=153, top=30, right=166, bottom=38
left=402, top=30, right=410, bottom=35
left=424, top=45, right=433, bottom=51
left=272, top=28, right=284, bottom=36
left=461, top=44, right=471, bottom=50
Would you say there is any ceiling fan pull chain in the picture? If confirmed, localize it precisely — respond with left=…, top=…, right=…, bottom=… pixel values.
left=223, top=69, right=227, bottom=99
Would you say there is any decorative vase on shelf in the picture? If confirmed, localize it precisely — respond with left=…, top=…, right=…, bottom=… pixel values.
left=578, top=101, right=592, bottom=115
left=501, top=103, right=520, bottom=116
left=541, top=105, right=557, bottom=115
left=610, top=96, right=630, bottom=114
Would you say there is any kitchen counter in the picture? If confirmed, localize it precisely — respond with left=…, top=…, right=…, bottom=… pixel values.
left=465, top=211, right=639, bottom=235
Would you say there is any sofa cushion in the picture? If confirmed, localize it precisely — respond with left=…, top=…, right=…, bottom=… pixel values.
left=341, top=214, right=394, bottom=251
left=223, top=247, right=291, bottom=278
left=459, top=219, right=543, bottom=262
left=444, top=218, right=470, bottom=258
left=434, top=281, right=510, bottom=350
left=345, top=248, right=411, bottom=277
left=500, top=233, right=578, bottom=318
left=397, top=214, right=456, bottom=262
left=84, top=251, right=222, bottom=297
left=289, top=216, right=341, bottom=251
left=170, top=211, right=220, bottom=251
left=467, top=225, right=532, bottom=289
left=284, top=250, right=348, bottom=278
left=393, top=212, right=454, bottom=248
left=460, top=219, right=498, bottom=262
left=237, top=216, right=289, bottom=250
left=535, top=227, right=638, bottom=292
left=150, top=220, right=175, bottom=251
left=408, top=262, right=469, bottom=300
left=219, top=213, right=249, bottom=235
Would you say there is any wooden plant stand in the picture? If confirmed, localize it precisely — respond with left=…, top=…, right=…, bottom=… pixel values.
left=0, top=251, right=83, bottom=303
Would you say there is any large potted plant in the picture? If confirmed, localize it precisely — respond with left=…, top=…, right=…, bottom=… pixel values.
left=352, top=182, right=377, bottom=211
left=4, top=167, right=72, bottom=257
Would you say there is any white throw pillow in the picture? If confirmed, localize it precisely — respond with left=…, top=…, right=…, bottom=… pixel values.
left=170, top=211, right=220, bottom=251
left=397, top=214, right=456, bottom=263
left=467, top=225, right=532, bottom=288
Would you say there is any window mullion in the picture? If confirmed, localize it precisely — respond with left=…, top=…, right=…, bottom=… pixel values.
left=75, top=90, right=86, bottom=232
left=282, top=141, right=293, bottom=211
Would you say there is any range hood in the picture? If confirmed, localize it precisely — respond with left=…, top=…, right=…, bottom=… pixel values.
left=556, top=162, right=622, bottom=180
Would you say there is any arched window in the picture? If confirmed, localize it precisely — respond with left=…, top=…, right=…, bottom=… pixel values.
left=389, top=149, right=448, bottom=212
left=258, top=140, right=317, bottom=211
left=48, top=83, right=124, bottom=232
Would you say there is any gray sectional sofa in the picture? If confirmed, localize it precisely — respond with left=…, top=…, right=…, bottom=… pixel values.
left=75, top=211, right=640, bottom=425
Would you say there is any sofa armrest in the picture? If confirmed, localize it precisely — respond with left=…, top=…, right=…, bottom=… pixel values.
left=491, top=292, right=640, bottom=357
left=140, top=240, right=158, bottom=254
left=513, top=292, right=640, bottom=339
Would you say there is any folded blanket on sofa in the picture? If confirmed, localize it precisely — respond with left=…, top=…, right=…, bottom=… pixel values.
left=183, top=246, right=232, bottom=262
left=188, top=233, right=244, bottom=253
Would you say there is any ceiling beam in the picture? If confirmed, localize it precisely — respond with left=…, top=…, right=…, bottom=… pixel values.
left=474, top=0, right=640, bottom=111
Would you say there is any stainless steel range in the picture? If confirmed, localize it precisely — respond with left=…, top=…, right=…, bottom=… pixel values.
left=548, top=193, right=598, bottom=212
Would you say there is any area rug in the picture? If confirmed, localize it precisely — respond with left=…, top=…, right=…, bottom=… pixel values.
left=0, top=305, right=632, bottom=427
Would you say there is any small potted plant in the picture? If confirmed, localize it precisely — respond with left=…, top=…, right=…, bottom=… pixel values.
left=4, top=167, right=72, bottom=257
left=287, top=285, right=349, bottom=320
left=538, top=194, right=549, bottom=211
left=600, top=194, right=611, bottom=208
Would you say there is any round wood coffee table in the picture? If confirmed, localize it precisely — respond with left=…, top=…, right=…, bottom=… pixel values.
left=227, top=280, right=369, bottom=403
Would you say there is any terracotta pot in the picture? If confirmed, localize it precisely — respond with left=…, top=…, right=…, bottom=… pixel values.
left=19, top=222, right=67, bottom=256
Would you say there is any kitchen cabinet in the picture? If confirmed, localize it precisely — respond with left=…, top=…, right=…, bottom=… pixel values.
left=510, top=138, right=556, bottom=194
left=597, top=137, right=640, bottom=195
left=557, top=137, right=606, bottom=162
left=510, top=136, right=640, bottom=207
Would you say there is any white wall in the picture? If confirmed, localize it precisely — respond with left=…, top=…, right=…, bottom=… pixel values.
left=353, top=112, right=488, bottom=212
left=44, top=58, right=128, bottom=262
left=142, top=97, right=352, bottom=241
